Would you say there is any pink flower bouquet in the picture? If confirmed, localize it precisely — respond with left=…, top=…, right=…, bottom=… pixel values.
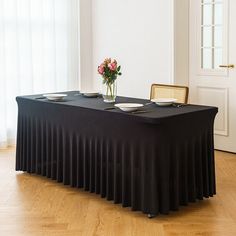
left=98, top=58, right=122, bottom=85
left=98, top=58, right=122, bottom=102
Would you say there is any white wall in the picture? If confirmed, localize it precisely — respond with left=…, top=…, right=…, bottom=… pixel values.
left=92, top=0, right=174, bottom=99
left=174, top=0, right=189, bottom=86
left=79, top=0, right=93, bottom=90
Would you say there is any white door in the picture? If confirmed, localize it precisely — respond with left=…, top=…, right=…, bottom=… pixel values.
left=189, top=0, right=236, bottom=153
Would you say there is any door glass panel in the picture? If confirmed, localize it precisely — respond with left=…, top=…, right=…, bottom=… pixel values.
left=202, top=48, right=212, bottom=69
left=214, top=26, right=222, bottom=47
left=201, top=0, right=223, bottom=69
left=214, top=48, right=223, bottom=68
left=202, top=26, right=212, bottom=47
left=215, top=3, right=223, bottom=25
left=203, top=4, right=212, bottom=25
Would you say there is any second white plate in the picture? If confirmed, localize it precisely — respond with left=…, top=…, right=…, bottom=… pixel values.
left=115, top=103, right=144, bottom=112
left=43, top=94, right=67, bottom=101
left=151, top=98, right=177, bottom=106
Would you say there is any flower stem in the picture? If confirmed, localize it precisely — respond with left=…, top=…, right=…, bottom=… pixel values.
left=109, top=84, right=113, bottom=98
left=106, top=84, right=109, bottom=96
left=106, top=83, right=114, bottom=98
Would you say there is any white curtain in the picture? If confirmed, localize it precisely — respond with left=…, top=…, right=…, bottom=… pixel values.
left=0, top=0, right=79, bottom=148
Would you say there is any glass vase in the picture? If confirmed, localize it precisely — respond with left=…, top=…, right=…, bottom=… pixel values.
left=102, top=81, right=117, bottom=103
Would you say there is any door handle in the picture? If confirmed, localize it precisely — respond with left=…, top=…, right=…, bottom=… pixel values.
left=219, top=64, right=235, bottom=69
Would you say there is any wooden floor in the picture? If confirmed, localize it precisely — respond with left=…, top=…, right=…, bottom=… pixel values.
left=0, top=149, right=236, bottom=236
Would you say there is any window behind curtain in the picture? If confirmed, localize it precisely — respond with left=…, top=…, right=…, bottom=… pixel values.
left=0, top=0, right=79, bottom=148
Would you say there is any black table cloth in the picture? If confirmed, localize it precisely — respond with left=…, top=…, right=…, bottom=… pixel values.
left=16, top=91, right=218, bottom=215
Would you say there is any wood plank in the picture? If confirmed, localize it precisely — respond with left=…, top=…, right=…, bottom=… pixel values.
left=0, top=149, right=235, bottom=236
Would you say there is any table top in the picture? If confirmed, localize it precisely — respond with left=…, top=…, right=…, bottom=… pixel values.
left=16, top=91, right=218, bottom=124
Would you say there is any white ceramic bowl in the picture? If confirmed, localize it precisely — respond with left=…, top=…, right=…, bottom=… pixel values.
left=43, top=94, right=67, bottom=101
left=114, top=103, right=144, bottom=112
left=151, top=98, right=177, bottom=106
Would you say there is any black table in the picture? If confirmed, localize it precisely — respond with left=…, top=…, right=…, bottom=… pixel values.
left=16, top=91, right=218, bottom=216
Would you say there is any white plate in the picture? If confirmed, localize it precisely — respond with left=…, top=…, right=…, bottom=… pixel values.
left=81, top=90, right=100, bottom=97
left=115, top=103, right=144, bottom=112
left=151, top=98, right=177, bottom=106
left=43, top=94, right=67, bottom=101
